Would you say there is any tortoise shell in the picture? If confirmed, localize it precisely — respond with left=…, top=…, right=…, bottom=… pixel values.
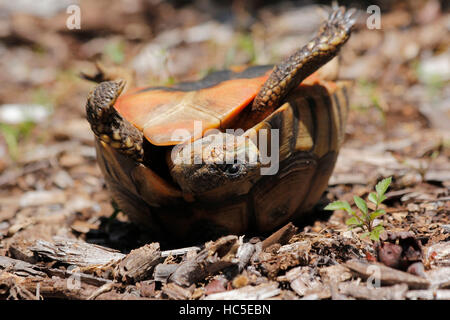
left=113, top=66, right=274, bottom=146
left=95, top=67, right=350, bottom=240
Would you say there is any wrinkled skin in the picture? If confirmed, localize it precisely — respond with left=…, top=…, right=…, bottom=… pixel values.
left=170, top=132, right=261, bottom=195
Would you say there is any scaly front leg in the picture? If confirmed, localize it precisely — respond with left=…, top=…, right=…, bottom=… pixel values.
left=86, top=80, right=144, bottom=162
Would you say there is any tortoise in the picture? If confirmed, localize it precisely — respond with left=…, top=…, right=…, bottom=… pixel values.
left=85, top=7, right=356, bottom=241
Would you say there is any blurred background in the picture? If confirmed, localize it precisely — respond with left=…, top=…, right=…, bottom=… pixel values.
left=0, top=0, right=448, bottom=249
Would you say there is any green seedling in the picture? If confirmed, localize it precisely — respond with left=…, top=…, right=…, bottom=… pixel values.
left=224, top=33, right=256, bottom=68
left=1, top=87, right=54, bottom=159
left=104, top=40, right=125, bottom=64
left=0, top=121, right=35, bottom=160
left=414, top=60, right=445, bottom=99
left=325, top=176, right=392, bottom=242
left=352, top=79, right=386, bottom=124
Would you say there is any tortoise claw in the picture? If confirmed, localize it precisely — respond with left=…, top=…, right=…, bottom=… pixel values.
left=345, top=7, right=357, bottom=20
left=335, top=7, right=344, bottom=20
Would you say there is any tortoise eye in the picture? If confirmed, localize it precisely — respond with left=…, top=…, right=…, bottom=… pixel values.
left=218, top=160, right=242, bottom=175
left=224, top=163, right=240, bottom=174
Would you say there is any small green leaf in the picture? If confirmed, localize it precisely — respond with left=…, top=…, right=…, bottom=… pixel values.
left=372, top=224, right=384, bottom=232
left=350, top=211, right=364, bottom=223
left=353, top=196, right=368, bottom=216
left=368, top=192, right=378, bottom=205
left=378, top=194, right=387, bottom=204
left=370, top=209, right=386, bottom=220
left=369, top=232, right=379, bottom=241
left=369, top=225, right=384, bottom=241
left=360, top=232, right=371, bottom=239
left=324, top=201, right=352, bottom=213
left=375, top=176, right=392, bottom=197
left=346, top=217, right=360, bottom=226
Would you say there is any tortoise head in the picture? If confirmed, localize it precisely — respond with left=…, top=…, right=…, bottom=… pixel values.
left=169, top=132, right=261, bottom=196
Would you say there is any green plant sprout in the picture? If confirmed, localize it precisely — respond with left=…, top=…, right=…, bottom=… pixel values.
left=224, top=32, right=256, bottom=68
left=0, top=121, right=35, bottom=160
left=353, top=79, right=386, bottom=120
left=104, top=40, right=125, bottom=64
left=325, top=176, right=392, bottom=242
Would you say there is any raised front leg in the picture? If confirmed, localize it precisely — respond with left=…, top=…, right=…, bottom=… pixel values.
left=86, top=80, right=144, bottom=162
